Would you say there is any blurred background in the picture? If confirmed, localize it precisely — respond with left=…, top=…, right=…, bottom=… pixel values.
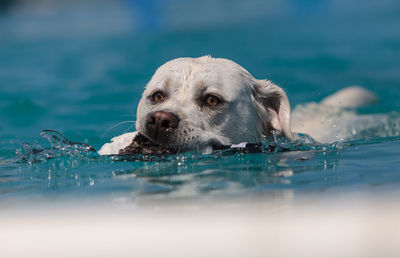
left=0, top=0, right=399, bottom=151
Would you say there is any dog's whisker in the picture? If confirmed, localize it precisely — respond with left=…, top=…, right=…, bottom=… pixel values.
left=123, top=124, right=136, bottom=134
left=102, top=121, right=136, bottom=139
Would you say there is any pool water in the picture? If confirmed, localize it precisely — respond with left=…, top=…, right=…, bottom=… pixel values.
left=0, top=0, right=400, bottom=204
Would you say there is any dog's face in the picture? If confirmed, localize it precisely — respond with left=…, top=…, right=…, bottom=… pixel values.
left=136, top=56, right=293, bottom=152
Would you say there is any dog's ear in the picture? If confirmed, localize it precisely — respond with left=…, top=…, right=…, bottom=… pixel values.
left=252, top=80, right=294, bottom=140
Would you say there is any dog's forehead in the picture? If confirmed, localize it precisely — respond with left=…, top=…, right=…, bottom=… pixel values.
left=147, top=57, right=252, bottom=98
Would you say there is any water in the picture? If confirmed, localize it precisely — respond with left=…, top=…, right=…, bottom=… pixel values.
left=0, top=0, right=400, bottom=205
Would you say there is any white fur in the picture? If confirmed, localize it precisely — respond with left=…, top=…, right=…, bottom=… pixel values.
left=98, top=132, right=137, bottom=155
left=98, top=57, right=378, bottom=155
left=291, top=86, right=379, bottom=142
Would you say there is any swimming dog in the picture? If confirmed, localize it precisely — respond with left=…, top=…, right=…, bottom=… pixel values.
left=98, top=56, right=377, bottom=155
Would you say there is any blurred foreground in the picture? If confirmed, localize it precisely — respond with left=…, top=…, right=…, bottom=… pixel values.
left=1, top=193, right=400, bottom=258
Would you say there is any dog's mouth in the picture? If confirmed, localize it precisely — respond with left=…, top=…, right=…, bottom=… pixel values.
left=144, top=128, right=175, bottom=146
left=118, top=133, right=177, bottom=155
left=118, top=133, right=229, bottom=155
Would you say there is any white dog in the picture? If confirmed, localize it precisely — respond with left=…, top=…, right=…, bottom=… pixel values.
left=98, top=56, right=378, bottom=155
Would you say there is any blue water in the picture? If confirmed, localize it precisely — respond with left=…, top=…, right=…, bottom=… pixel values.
left=0, top=0, right=400, bottom=203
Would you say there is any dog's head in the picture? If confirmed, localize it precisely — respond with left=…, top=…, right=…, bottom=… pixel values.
left=136, top=56, right=293, bottom=152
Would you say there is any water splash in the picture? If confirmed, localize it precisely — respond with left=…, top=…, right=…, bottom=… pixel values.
left=270, top=130, right=343, bottom=152
left=15, top=128, right=347, bottom=167
left=16, top=130, right=97, bottom=164
left=112, top=132, right=345, bottom=178
left=291, top=101, right=400, bottom=143
left=8, top=128, right=400, bottom=198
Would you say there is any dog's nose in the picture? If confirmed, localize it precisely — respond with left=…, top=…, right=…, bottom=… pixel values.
left=145, top=111, right=180, bottom=144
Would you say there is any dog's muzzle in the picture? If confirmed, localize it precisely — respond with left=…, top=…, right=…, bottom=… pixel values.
left=144, top=111, right=180, bottom=145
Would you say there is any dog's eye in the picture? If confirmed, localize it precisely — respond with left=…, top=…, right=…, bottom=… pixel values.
left=205, top=94, right=221, bottom=107
left=151, top=91, right=165, bottom=103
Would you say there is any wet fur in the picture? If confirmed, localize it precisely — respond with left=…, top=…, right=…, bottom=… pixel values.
left=98, top=57, right=378, bottom=155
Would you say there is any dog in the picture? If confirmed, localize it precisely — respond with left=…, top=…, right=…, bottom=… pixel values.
left=98, top=56, right=378, bottom=155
